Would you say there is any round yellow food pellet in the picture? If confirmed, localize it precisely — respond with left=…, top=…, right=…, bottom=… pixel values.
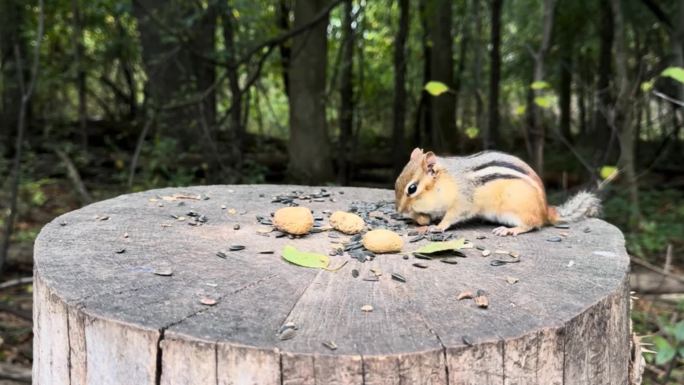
left=273, top=207, right=314, bottom=235
left=362, top=229, right=404, bottom=254
left=329, top=211, right=365, bottom=234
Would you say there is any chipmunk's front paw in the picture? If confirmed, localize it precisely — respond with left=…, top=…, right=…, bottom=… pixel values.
left=413, top=214, right=431, bottom=226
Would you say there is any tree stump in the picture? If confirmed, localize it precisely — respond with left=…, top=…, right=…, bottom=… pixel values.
left=33, top=185, right=631, bottom=385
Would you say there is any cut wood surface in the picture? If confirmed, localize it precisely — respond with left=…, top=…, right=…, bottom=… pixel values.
left=33, top=185, right=631, bottom=385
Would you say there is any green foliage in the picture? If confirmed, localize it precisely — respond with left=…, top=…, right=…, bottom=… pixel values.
left=530, top=81, right=550, bottom=90
left=603, top=189, right=684, bottom=260
left=599, top=165, right=617, bottom=180
left=533, top=95, right=553, bottom=109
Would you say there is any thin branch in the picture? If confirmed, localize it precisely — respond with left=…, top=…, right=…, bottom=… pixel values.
left=128, top=110, right=157, bottom=189
left=652, top=90, right=684, bottom=107
left=54, top=148, right=92, bottom=204
left=631, top=256, right=684, bottom=285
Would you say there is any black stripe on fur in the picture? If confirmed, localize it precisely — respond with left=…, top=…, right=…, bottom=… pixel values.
left=472, top=160, right=529, bottom=175
left=475, top=173, right=521, bottom=185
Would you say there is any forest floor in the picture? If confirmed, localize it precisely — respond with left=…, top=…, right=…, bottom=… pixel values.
left=0, top=149, right=682, bottom=384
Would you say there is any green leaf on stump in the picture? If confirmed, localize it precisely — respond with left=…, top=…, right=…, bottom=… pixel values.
left=282, top=245, right=329, bottom=269
left=424, top=81, right=449, bottom=96
left=414, top=238, right=466, bottom=254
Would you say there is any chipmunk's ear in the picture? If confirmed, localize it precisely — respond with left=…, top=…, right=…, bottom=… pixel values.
left=423, top=151, right=437, bottom=174
left=410, top=148, right=423, bottom=160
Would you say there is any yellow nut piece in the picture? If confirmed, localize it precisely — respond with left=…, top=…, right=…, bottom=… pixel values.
left=329, top=211, right=365, bottom=234
left=362, top=229, right=403, bottom=254
left=273, top=207, right=313, bottom=235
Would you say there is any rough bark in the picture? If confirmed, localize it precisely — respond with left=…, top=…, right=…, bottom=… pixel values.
left=486, top=0, right=503, bottom=150
left=610, top=0, right=641, bottom=224
left=338, top=0, right=354, bottom=185
left=392, top=0, right=409, bottom=175
left=288, top=0, right=334, bottom=183
left=426, top=0, right=456, bottom=152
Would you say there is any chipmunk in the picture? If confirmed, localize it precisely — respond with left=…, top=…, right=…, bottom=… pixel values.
left=395, top=148, right=601, bottom=236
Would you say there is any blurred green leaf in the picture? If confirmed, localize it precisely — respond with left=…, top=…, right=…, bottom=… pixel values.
left=531, top=81, right=550, bottom=90
left=414, top=239, right=466, bottom=254
left=600, top=165, right=618, bottom=180
left=653, top=336, right=676, bottom=365
left=661, top=67, right=684, bottom=83
left=424, top=81, right=449, bottom=96
left=465, top=127, right=479, bottom=139
left=674, top=320, right=684, bottom=342
left=640, top=80, right=654, bottom=92
left=534, top=96, right=553, bottom=109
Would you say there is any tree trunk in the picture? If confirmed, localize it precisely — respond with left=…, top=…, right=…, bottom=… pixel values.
left=277, top=0, right=292, bottom=97
left=288, top=0, right=333, bottom=183
left=559, top=39, right=573, bottom=143
left=392, top=0, right=409, bottom=175
left=132, top=0, right=195, bottom=150
left=426, top=0, right=456, bottom=152
left=338, top=0, right=354, bottom=184
left=0, top=0, right=24, bottom=157
left=72, top=0, right=88, bottom=152
left=610, top=0, right=640, bottom=224
left=221, top=2, right=243, bottom=182
left=528, top=0, right=556, bottom=175
left=417, top=0, right=432, bottom=147
left=593, top=0, right=614, bottom=162
left=486, top=0, right=503, bottom=149
left=453, top=1, right=470, bottom=150
left=473, top=0, right=484, bottom=149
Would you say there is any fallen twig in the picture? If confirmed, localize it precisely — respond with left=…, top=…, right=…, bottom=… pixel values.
left=0, top=277, right=33, bottom=290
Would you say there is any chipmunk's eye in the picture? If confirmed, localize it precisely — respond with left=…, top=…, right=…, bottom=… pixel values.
left=407, top=183, right=417, bottom=196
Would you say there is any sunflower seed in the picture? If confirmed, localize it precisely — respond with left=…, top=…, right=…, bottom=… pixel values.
left=216, top=251, right=228, bottom=259
left=274, top=231, right=286, bottom=238
left=391, top=273, right=406, bottom=282
left=414, top=253, right=432, bottom=260
left=233, top=224, right=240, bottom=230
left=200, top=297, right=217, bottom=306
left=115, top=248, right=126, bottom=254
left=361, top=305, right=374, bottom=312
left=322, top=340, right=338, bottom=350
left=481, top=249, right=491, bottom=257
left=362, top=275, right=379, bottom=282
left=475, top=245, right=485, bottom=251
left=441, top=258, right=459, bottom=264
left=546, top=236, right=562, bottom=242
left=403, top=254, right=409, bottom=260
left=476, top=235, right=486, bottom=240
left=412, top=263, right=428, bottom=269
left=554, top=223, right=570, bottom=229
left=278, top=328, right=296, bottom=340
left=154, top=269, right=173, bottom=276
left=506, top=276, right=519, bottom=284
left=583, top=227, right=591, bottom=233
left=229, top=245, right=245, bottom=251
left=462, top=336, right=473, bottom=346
left=352, top=269, right=359, bottom=278
left=258, top=250, right=275, bottom=254
left=409, top=234, right=425, bottom=243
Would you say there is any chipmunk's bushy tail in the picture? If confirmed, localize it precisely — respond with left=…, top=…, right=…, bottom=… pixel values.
left=547, top=191, right=602, bottom=223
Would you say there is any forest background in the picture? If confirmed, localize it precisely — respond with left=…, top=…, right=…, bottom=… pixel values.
left=0, top=0, right=682, bottom=383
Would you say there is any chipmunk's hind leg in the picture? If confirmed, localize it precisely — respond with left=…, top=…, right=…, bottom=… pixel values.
left=492, top=225, right=534, bottom=237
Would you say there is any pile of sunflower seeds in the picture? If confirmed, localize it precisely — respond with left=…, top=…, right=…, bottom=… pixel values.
left=271, top=189, right=334, bottom=206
